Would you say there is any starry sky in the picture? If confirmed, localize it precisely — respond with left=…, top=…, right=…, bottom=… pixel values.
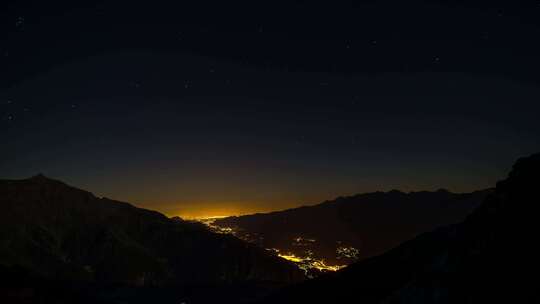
left=2, top=1, right=540, bottom=218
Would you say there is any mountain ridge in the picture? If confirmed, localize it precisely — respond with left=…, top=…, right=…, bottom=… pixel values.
left=259, top=153, right=540, bottom=303
left=213, top=188, right=491, bottom=265
left=0, top=174, right=305, bottom=303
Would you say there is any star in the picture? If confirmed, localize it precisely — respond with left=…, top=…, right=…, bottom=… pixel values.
left=15, top=16, right=25, bottom=28
left=129, top=81, right=141, bottom=88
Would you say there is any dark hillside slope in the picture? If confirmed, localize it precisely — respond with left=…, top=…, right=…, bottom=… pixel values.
left=215, top=189, right=489, bottom=264
left=260, top=153, right=540, bottom=303
left=0, top=175, right=304, bottom=303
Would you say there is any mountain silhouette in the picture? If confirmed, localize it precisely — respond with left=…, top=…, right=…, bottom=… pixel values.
left=0, top=175, right=304, bottom=303
left=260, top=153, right=540, bottom=303
left=214, top=189, right=489, bottom=265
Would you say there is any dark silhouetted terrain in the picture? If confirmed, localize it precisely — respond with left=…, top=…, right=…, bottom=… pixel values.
left=3, top=152, right=538, bottom=304
left=260, top=153, right=540, bottom=303
left=0, top=175, right=304, bottom=303
left=214, top=189, right=489, bottom=265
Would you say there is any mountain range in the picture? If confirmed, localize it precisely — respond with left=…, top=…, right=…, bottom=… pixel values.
left=2, top=152, right=538, bottom=303
left=0, top=174, right=304, bottom=303
left=260, top=153, right=540, bottom=303
left=214, top=189, right=490, bottom=266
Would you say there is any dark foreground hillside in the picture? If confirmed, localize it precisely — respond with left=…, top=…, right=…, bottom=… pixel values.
left=260, top=153, right=540, bottom=303
left=0, top=175, right=304, bottom=303
left=214, top=189, right=489, bottom=265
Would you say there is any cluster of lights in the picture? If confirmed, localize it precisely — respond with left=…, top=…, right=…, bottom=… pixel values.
left=277, top=252, right=346, bottom=274
left=336, top=246, right=360, bottom=259
left=198, top=218, right=237, bottom=235
left=198, top=218, right=352, bottom=277
left=268, top=247, right=346, bottom=277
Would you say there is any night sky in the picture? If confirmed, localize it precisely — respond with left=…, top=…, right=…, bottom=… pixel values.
left=2, top=1, right=540, bottom=218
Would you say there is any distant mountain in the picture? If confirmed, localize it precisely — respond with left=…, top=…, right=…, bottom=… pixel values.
left=214, top=189, right=490, bottom=266
left=260, top=153, right=540, bottom=303
left=0, top=175, right=304, bottom=303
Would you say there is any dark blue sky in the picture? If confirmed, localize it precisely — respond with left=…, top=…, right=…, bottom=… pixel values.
left=2, top=1, right=540, bottom=217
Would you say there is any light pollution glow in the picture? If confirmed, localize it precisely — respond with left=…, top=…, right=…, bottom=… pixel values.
left=159, top=203, right=303, bottom=220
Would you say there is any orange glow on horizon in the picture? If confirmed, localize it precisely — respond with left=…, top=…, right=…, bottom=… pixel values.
left=155, top=200, right=315, bottom=220
left=163, top=206, right=285, bottom=220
